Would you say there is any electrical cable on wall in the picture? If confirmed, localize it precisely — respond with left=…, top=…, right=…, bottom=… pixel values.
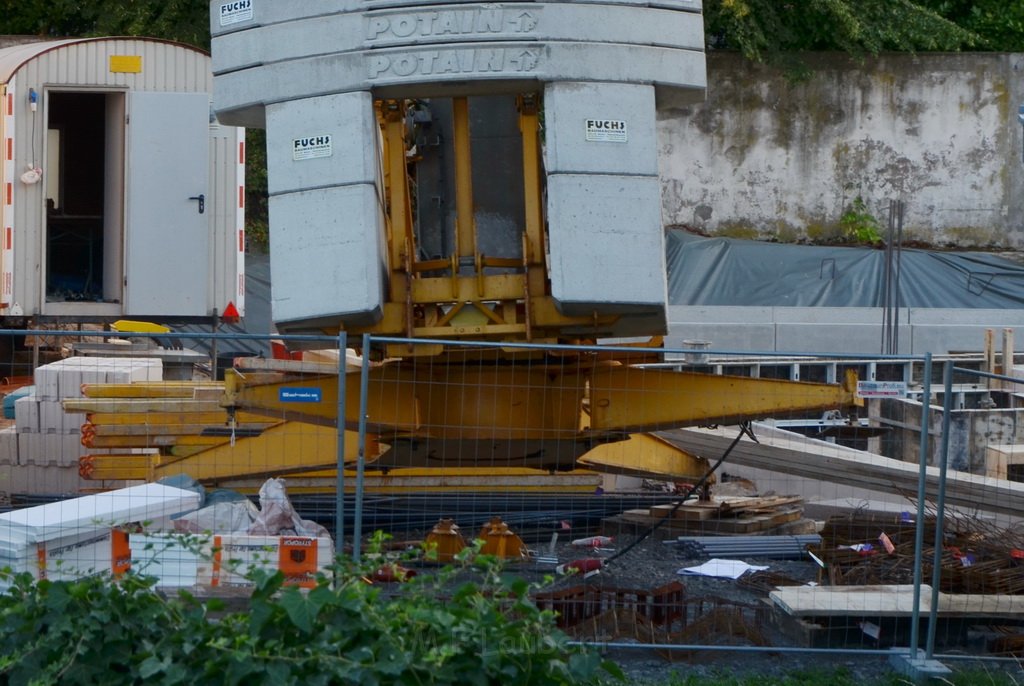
left=20, top=88, right=41, bottom=185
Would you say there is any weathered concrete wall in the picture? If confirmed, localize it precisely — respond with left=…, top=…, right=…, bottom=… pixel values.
left=658, top=52, right=1024, bottom=247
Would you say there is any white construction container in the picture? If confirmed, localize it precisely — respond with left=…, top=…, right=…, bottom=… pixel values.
left=0, top=37, right=245, bottom=323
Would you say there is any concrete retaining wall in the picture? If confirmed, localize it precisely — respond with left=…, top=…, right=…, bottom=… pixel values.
left=659, top=52, right=1024, bottom=247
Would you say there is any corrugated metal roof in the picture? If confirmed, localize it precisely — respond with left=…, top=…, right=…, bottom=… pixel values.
left=0, top=39, right=82, bottom=84
left=0, top=37, right=207, bottom=85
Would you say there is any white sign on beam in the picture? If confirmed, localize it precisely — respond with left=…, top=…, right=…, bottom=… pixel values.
left=856, top=381, right=908, bottom=398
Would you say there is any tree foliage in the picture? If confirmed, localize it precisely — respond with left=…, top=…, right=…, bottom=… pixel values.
left=0, top=0, right=210, bottom=49
left=703, top=0, right=993, bottom=63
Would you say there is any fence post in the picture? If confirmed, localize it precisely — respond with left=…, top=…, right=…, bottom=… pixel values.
left=926, top=359, right=955, bottom=658
left=334, top=331, right=348, bottom=557
left=909, top=353, right=932, bottom=658
left=353, top=333, right=372, bottom=561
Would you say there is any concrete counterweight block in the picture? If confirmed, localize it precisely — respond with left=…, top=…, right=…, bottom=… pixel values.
left=546, top=173, right=666, bottom=319
left=268, top=184, right=387, bottom=333
left=265, top=92, right=379, bottom=194
left=543, top=81, right=658, bottom=176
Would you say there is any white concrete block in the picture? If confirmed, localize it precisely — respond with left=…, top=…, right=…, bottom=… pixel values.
left=910, top=325, right=1003, bottom=355
left=14, top=396, right=39, bottom=434
left=0, top=464, right=84, bottom=496
left=775, top=323, right=910, bottom=355
left=547, top=173, right=666, bottom=315
left=33, top=364, right=61, bottom=400
left=214, top=6, right=704, bottom=74
left=775, top=307, right=906, bottom=325
left=908, top=309, right=1024, bottom=326
left=266, top=92, right=378, bottom=194
left=213, top=42, right=705, bottom=123
left=19, top=433, right=84, bottom=467
left=210, top=0, right=348, bottom=38
left=0, top=428, right=18, bottom=466
left=269, top=184, right=387, bottom=332
left=664, top=326, right=777, bottom=355
left=39, top=400, right=86, bottom=435
left=544, top=82, right=658, bottom=176
left=668, top=306, right=775, bottom=324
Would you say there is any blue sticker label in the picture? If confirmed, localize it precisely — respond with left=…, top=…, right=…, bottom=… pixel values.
left=279, top=388, right=322, bottom=403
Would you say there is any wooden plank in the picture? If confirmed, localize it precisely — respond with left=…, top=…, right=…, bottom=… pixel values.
left=649, top=503, right=719, bottom=521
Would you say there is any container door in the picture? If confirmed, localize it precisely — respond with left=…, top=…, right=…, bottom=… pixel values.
left=125, top=92, right=210, bottom=315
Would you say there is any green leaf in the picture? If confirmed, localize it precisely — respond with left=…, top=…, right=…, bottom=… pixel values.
left=279, top=586, right=323, bottom=634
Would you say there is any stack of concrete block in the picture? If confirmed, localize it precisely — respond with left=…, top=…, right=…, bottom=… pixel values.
left=3, top=357, right=162, bottom=497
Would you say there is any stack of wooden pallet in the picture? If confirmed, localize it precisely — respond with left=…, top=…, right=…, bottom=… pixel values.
left=605, top=494, right=808, bottom=536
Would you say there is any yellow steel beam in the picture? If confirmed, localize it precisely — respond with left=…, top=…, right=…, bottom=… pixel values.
left=78, top=454, right=153, bottom=481
left=84, top=411, right=276, bottom=426
left=65, top=398, right=227, bottom=413
left=224, top=364, right=858, bottom=438
left=223, top=366, right=582, bottom=438
left=80, top=382, right=223, bottom=398
left=587, top=367, right=861, bottom=432
left=578, top=433, right=711, bottom=481
left=81, top=434, right=232, bottom=450
left=153, top=423, right=376, bottom=482
left=452, top=96, right=476, bottom=261
left=216, top=468, right=604, bottom=494
left=82, top=421, right=275, bottom=437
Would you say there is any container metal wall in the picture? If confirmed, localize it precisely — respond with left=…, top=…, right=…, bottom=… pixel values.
left=3, top=38, right=242, bottom=320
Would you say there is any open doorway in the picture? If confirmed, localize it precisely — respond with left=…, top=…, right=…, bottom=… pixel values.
left=44, top=90, right=124, bottom=305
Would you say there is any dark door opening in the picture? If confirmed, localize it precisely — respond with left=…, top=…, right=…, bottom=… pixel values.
left=45, top=91, right=123, bottom=304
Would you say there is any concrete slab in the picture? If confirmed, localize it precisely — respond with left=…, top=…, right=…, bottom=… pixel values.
left=214, top=5, right=703, bottom=71
left=266, top=92, right=378, bottom=194
left=543, top=81, right=658, bottom=176
left=776, top=323, right=910, bottom=355
left=547, top=173, right=665, bottom=315
left=268, top=184, right=386, bottom=331
left=213, top=42, right=706, bottom=123
left=888, top=653, right=952, bottom=683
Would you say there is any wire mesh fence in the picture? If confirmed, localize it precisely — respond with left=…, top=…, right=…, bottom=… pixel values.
left=0, top=327, right=1021, bottom=665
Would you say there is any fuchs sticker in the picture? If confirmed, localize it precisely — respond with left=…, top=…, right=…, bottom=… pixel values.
left=220, top=1, right=254, bottom=26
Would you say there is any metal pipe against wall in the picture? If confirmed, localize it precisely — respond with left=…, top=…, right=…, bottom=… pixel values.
left=909, top=352, right=932, bottom=658
left=334, top=331, right=348, bottom=556
left=926, top=358, right=954, bottom=659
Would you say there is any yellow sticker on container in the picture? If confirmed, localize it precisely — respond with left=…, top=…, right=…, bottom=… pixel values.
left=109, top=55, right=142, bottom=73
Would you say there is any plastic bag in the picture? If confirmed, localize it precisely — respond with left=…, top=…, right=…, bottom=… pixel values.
left=248, top=478, right=328, bottom=537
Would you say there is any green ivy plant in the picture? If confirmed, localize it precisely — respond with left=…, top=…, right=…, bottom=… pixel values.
left=0, top=534, right=621, bottom=686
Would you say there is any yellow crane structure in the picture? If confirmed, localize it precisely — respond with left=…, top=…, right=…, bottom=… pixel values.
left=64, top=2, right=864, bottom=493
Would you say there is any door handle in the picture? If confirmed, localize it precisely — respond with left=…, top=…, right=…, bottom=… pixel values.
left=188, top=194, right=206, bottom=214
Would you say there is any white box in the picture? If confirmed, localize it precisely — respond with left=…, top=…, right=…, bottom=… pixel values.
left=131, top=533, right=333, bottom=589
